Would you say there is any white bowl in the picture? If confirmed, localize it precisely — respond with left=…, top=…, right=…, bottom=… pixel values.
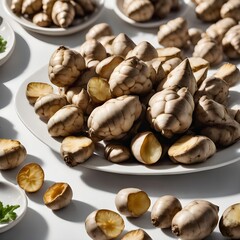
left=0, top=181, right=28, bottom=233
left=113, top=0, right=190, bottom=28
left=3, top=0, right=105, bottom=36
left=0, top=17, right=15, bottom=66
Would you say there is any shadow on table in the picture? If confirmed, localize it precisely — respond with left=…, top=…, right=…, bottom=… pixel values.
left=53, top=199, right=96, bottom=223
left=0, top=207, right=48, bottom=240
left=0, top=116, right=17, bottom=138
left=0, top=84, right=12, bottom=109
left=0, top=32, right=30, bottom=82
left=80, top=160, right=240, bottom=199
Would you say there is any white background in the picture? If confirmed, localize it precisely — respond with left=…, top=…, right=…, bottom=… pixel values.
left=0, top=1, right=240, bottom=239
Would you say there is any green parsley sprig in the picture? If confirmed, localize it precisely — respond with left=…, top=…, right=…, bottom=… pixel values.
left=0, top=201, right=20, bottom=223
left=0, top=36, right=7, bottom=53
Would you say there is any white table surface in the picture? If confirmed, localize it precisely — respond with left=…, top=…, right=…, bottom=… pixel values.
left=0, top=1, right=240, bottom=239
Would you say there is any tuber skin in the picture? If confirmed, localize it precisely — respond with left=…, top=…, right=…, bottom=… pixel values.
left=219, top=203, right=240, bottom=239
left=34, top=93, right=68, bottom=121
left=42, top=0, right=57, bottom=17
left=156, top=47, right=183, bottom=62
left=161, top=57, right=182, bottom=76
left=111, top=33, right=136, bottom=58
left=123, top=0, right=154, bottom=22
left=48, top=104, right=84, bottom=137
left=11, top=0, right=24, bottom=14
left=147, top=87, right=195, bottom=138
left=76, top=0, right=96, bottom=14
left=168, top=135, right=216, bottom=165
left=33, top=12, right=52, bottom=27
left=222, top=25, right=240, bottom=59
left=52, top=0, right=75, bottom=28
left=220, top=0, right=240, bottom=21
left=48, top=46, right=86, bottom=87
left=0, top=139, right=27, bottom=170
left=151, top=195, right=182, bottom=228
left=109, top=57, right=152, bottom=97
left=115, top=188, right=151, bottom=217
left=151, top=0, right=172, bottom=19
left=104, top=143, right=131, bottom=163
left=193, top=36, right=223, bottom=65
left=194, top=95, right=240, bottom=147
left=85, top=23, right=113, bottom=41
left=157, top=17, right=189, bottom=49
left=21, top=0, right=42, bottom=15
left=171, top=200, right=219, bottom=240
left=188, top=27, right=203, bottom=46
left=87, top=95, right=142, bottom=141
left=194, top=75, right=229, bottom=105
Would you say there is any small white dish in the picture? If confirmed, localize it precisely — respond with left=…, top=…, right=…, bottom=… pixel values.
left=0, top=181, right=27, bottom=233
left=113, top=0, right=190, bottom=28
left=0, top=16, right=15, bottom=66
left=3, top=0, right=105, bottom=36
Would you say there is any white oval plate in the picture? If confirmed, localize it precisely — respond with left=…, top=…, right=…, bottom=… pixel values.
left=15, top=64, right=240, bottom=175
left=3, top=0, right=105, bottom=36
left=113, top=0, right=191, bottom=28
left=0, top=181, right=27, bottom=233
left=0, top=16, right=15, bottom=66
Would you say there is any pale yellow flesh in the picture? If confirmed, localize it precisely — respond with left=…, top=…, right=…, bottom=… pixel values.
left=0, top=139, right=20, bottom=150
left=26, top=82, right=53, bottom=98
left=140, top=134, right=162, bottom=164
left=44, top=183, right=68, bottom=203
left=224, top=204, right=240, bottom=227
left=122, top=229, right=146, bottom=240
left=128, top=192, right=151, bottom=216
left=17, top=163, right=44, bottom=192
left=62, top=136, right=92, bottom=152
left=87, top=77, right=111, bottom=103
left=96, top=210, right=124, bottom=238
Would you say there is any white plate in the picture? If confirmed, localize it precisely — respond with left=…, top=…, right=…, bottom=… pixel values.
left=0, top=16, right=15, bottom=66
left=0, top=181, right=27, bottom=233
left=3, top=0, right=104, bottom=36
left=113, top=0, right=191, bottom=28
left=15, top=64, right=240, bottom=175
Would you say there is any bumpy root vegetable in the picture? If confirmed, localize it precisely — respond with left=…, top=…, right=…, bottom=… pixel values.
left=111, top=33, right=136, bottom=58
left=157, top=17, right=189, bottom=49
left=194, top=75, right=229, bottom=105
left=161, top=57, right=182, bottom=76
left=171, top=200, right=219, bottom=240
left=48, top=46, right=85, bottom=87
left=48, top=105, right=84, bottom=137
left=11, top=0, right=24, bottom=14
left=33, top=12, right=52, bottom=27
left=147, top=87, right=195, bottom=138
left=87, top=77, right=112, bottom=104
left=76, top=0, right=95, bottom=13
left=96, top=55, right=124, bottom=79
left=131, top=131, right=162, bottom=165
left=17, top=163, right=44, bottom=192
left=21, top=0, right=42, bottom=15
left=85, top=23, right=113, bottom=41
left=126, top=41, right=158, bottom=62
left=188, top=27, right=203, bottom=45
left=88, top=95, right=142, bottom=141
left=34, top=93, right=68, bottom=120
left=109, top=57, right=152, bottom=97
left=60, top=136, right=94, bottom=166
left=26, top=82, right=53, bottom=105
left=52, top=1, right=75, bottom=28
left=104, top=143, right=131, bottom=163
left=206, top=17, right=236, bottom=43
left=85, top=209, right=125, bottom=240
left=151, top=195, right=182, bottom=228
left=121, top=229, right=152, bottom=240
left=214, top=62, right=240, bottom=86
left=123, top=0, right=154, bottom=22
left=152, top=0, right=172, bottom=19
left=219, top=203, right=240, bottom=239
left=168, top=135, right=216, bottom=164
left=222, top=25, right=240, bottom=59
left=43, top=182, right=73, bottom=210
left=160, top=58, right=197, bottom=95
left=193, top=36, right=223, bottom=65
left=115, top=188, right=151, bottom=217
left=220, top=0, right=240, bottom=21
left=156, top=47, right=183, bottom=62
left=0, top=139, right=27, bottom=170
left=42, top=0, right=57, bottom=17
left=195, top=96, right=240, bottom=147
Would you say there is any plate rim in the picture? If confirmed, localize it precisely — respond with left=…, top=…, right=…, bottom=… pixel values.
left=14, top=64, right=240, bottom=175
left=3, top=0, right=105, bottom=36
left=0, top=181, right=28, bottom=233
left=113, top=0, right=190, bottom=28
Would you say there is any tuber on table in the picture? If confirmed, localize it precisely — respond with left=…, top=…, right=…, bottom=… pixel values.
left=85, top=23, right=113, bottom=41
left=121, top=229, right=152, bottom=240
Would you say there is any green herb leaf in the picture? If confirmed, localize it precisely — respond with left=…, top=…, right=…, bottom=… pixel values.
left=0, top=36, right=7, bottom=53
left=0, top=201, right=20, bottom=223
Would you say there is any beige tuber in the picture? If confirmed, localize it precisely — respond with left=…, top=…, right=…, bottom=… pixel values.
left=121, top=229, right=152, bottom=240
